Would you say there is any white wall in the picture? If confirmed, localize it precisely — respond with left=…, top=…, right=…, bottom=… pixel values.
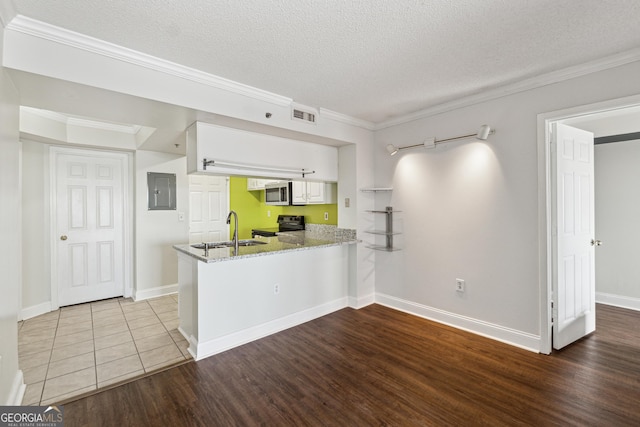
left=0, top=2, right=25, bottom=404
left=21, top=140, right=50, bottom=315
left=373, top=60, right=640, bottom=351
left=134, top=150, right=189, bottom=299
left=595, top=139, right=640, bottom=309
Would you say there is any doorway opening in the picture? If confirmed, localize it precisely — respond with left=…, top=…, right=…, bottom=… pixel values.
left=538, top=94, right=640, bottom=354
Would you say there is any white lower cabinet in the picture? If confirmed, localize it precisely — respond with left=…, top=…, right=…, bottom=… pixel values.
left=292, top=181, right=336, bottom=204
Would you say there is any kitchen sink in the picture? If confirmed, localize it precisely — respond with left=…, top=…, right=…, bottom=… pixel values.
left=191, top=239, right=267, bottom=250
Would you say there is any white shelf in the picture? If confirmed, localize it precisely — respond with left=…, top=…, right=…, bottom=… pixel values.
left=364, top=230, right=401, bottom=236
left=366, top=245, right=402, bottom=252
left=360, top=187, right=393, bottom=192
left=364, top=205, right=400, bottom=251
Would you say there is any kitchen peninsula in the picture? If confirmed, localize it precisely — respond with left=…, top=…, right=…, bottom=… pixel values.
left=173, top=228, right=357, bottom=361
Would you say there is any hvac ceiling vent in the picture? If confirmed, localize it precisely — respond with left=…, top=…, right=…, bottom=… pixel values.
left=291, top=104, right=318, bottom=124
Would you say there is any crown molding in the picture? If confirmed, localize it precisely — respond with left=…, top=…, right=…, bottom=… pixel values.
left=6, top=15, right=294, bottom=107
left=68, top=117, right=142, bottom=134
left=319, top=108, right=376, bottom=131
left=21, top=106, right=144, bottom=134
left=10, top=15, right=638, bottom=135
left=375, top=47, right=640, bottom=130
left=7, top=15, right=375, bottom=132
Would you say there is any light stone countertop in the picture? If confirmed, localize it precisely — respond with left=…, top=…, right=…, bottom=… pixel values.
left=173, top=230, right=358, bottom=263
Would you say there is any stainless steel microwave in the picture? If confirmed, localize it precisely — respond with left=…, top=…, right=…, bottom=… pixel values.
left=265, top=181, right=292, bottom=205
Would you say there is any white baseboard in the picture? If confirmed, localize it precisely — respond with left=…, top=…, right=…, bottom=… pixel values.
left=20, top=302, right=53, bottom=321
left=375, top=293, right=541, bottom=353
left=6, top=370, right=26, bottom=405
left=177, top=326, right=197, bottom=360
left=348, top=293, right=375, bottom=309
left=596, top=292, right=640, bottom=311
left=193, top=297, right=349, bottom=361
left=133, top=284, right=178, bottom=301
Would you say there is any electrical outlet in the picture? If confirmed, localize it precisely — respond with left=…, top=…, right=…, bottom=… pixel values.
left=456, top=278, right=465, bottom=293
left=324, top=212, right=329, bottom=221
left=274, top=284, right=280, bottom=295
left=345, top=197, right=350, bottom=208
left=267, top=210, right=271, bottom=218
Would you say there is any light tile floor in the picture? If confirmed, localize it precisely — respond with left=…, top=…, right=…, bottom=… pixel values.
left=18, top=294, right=191, bottom=406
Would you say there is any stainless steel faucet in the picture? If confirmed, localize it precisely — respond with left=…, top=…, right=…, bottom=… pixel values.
left=226, top=210, right=239, bottom=254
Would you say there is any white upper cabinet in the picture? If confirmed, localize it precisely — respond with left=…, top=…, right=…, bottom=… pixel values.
left=247, top=178, right=278, bottom=191
left=292, top=181, right=337, bottom=205
left=186, top=122, right=338, bottom=182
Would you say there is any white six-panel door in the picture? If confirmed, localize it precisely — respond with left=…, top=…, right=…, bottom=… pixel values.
left=189, top=175, right=229, bottom=243
left=552, top=123, right=596, bottom=350
left=53, top=148, right=128, bottom=306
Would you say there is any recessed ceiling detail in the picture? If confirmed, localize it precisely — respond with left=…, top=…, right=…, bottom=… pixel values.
left=20, top=106, right=156, bottom=150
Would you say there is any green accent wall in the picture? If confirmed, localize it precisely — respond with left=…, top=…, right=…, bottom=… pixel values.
left=229, top=177, right=338, bottom=239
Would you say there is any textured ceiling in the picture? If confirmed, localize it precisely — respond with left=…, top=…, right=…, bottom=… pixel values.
left=11, top=0, right=640, bottom=123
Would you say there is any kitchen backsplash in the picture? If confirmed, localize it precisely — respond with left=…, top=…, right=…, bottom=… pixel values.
left=230, top=177, right=338, bottom=239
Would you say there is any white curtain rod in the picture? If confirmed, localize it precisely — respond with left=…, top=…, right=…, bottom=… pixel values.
left=202, top=158, right=316, bottom=178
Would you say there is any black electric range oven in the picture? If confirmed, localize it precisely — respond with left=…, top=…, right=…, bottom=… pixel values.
left=251, top=215, right=305, bottom=238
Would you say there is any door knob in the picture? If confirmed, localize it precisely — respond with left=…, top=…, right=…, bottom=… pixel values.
left=591, top=239, right=602, bottom=246
left=60, top=235, right=68, bottom=241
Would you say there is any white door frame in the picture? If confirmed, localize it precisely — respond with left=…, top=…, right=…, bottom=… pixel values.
left=537, top=93, right=640, bottom=354
left=49, top=146, right=134, bottom=309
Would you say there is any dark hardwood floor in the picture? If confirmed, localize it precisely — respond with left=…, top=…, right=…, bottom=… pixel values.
left=63, top=304, right=640, bottom=426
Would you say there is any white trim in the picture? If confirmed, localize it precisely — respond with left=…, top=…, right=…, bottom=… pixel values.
left=123, top=153, right=134, bottom=299
left=177, top=326, right=190, bottom=343
left=6, top=15, right=376, bottom=132
left=49, top=146, right=133, bottom=309
left=596, top=292, right=640, bottom=312
left=176, top=325, right=197, bottom=360
left=348, top=293, right=375, bottom=309
left=7, top=15, right=292, bottom=107
left=13, top=14, right=639, bottom=133
left=49, top=147, right=58, bottom=310
left=21, top=106, right=143, bottom=134
left=20, top=301, right=52, bottom=321
left=376, top=48, right=640, bottom=130
left=183, top=332, right=198, bottom=361
left=5, top=16, right=640, bottom=133
left=133, top=284, right=178, bottom=302
left=320, top=108, right=376, bottom=131
left=6, top=370, right=26, bottom=406
left=192, top=297, right=348, bottom=361
left=537, top=93, right=640, bottom=355
left=375, top=293, right=540, bottom=353
left=17, top=140, right=23, bottom=327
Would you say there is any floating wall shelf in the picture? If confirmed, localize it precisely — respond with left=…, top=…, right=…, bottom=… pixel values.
left=365, top=206, right=401, bottom=252
left=360, top=187, right=393, bottom=192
